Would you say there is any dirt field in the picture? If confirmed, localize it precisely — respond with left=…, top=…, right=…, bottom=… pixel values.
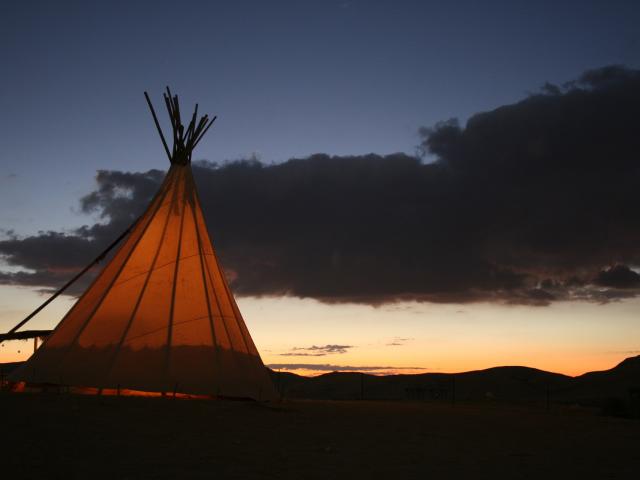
left=1, top=393, right=639, bottom=479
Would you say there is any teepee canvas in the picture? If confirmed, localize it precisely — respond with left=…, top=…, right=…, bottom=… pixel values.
left=10, top=90, right=276, bottom=400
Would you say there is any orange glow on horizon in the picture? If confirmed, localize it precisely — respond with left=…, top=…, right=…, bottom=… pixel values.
left=1, top=338, right=635, bottom=378
left=272, top=367, right=430, bottom=377
left=2, top=290, right=640, bottom=379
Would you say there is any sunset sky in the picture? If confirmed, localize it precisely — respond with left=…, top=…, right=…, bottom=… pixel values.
left=2, top=0, right=640, bottom=376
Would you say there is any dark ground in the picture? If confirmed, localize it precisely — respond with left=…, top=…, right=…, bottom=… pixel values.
left=1, top=393, right=639, bottom=479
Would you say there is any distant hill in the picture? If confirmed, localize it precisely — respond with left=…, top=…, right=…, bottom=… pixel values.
left=3, top=357, right=639, bottom=415
left=270, top=356, right=640, bottom=414
left=271, top=366, right=568, bottom=403
left=556, top=356, right=640, bottom=407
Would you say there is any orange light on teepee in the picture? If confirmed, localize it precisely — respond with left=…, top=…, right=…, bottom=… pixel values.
left=9, top=90, right=277, bottom=401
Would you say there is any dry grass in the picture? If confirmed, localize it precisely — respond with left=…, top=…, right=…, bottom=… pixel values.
left=2, top=393, right=639, bottom=479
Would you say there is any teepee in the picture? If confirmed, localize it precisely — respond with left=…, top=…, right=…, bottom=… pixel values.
left=10, top=90, right=276, bottom=400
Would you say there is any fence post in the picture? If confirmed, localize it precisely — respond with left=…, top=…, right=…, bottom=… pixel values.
left=451, top=375, right=456, bottom=406
left=546, top=382, right=550, bottom=412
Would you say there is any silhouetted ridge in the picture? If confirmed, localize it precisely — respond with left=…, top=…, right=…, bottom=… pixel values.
left=269, top=357, right=640, bottom=412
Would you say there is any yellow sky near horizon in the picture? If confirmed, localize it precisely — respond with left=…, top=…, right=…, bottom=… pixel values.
left=1, top=285, right=638, bottom=377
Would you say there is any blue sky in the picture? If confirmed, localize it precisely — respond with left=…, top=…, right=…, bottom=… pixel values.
left=2, top=1, right=639, bottom=234
left=1, top=1, right=640, bottom=373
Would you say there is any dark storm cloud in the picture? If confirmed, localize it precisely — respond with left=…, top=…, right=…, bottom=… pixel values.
left=2, top=66, right=640, bottom=305
left=594, top=265, right=640, bottom=289
left=79, top=169, right=164, bottom=222
left=0, top=170, right=162, bottom=294
left=280, top=344, right=353, bottom=356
